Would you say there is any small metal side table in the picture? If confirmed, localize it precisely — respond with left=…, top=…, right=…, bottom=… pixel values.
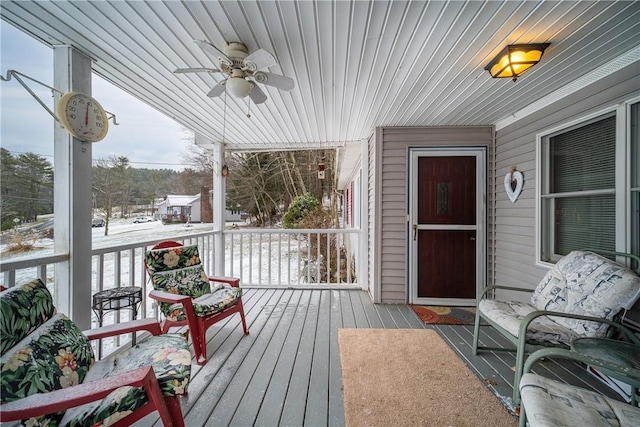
left=571, top=337, right=640, bottom=406
left=92, top=286, right=143, bottom=358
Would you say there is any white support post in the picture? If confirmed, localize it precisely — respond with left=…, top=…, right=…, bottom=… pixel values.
left=53, top=46, right=93, bottom=329
left=213, top=143, right=226, bottom=276
left=359, top=137, right=370, bottom=297
left=195, top=134, right=225, bottom=276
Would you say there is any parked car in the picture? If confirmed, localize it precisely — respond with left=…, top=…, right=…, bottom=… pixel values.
left=133, top=216, right=154, bottom=223
left=91, top=219, right=105, bottom=227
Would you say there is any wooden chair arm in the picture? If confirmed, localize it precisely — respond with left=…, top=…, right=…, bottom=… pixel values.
left=83, top=318, right=162, bottom=340
left=208, top=276, right=240, bottom=287
left=0, top=366, right=157, bottom=422
left=148, top=290, right=194, bottom=305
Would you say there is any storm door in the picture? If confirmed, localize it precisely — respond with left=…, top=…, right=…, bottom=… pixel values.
left=409, top=149, right=485, bottom=306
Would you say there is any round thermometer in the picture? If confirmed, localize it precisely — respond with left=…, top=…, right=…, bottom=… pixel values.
left=57, top=92, right=109, bottom=142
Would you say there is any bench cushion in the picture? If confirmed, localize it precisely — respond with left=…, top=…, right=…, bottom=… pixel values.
left=477, top=299, right=583, bottom=345
left=520, top=373, right=640, bottom=426
left=0, top=279, right=56, bottom=356
left=0, top=313, right=95, bottom=426
left=60, top=333, right=191, bottom=426
left=531, top=251, right=640, bottom=338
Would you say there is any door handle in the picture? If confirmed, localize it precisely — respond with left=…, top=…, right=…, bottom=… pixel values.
left=470, top=236, right=476, bottom=241
left=413, top=224, right=417, bottom=241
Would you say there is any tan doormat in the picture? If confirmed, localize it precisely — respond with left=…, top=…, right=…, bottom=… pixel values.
left=338, top=329, right=516, bottom=427
left=410, top=305, right=476, bottom=325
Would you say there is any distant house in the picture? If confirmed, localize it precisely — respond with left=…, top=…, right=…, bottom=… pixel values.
left=156, top=194, right=200, bottom=222
left=156, top=188, right=245, bottom=223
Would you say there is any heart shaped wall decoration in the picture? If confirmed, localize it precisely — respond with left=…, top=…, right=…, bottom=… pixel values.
left=504, top=169, right=524, bottom=203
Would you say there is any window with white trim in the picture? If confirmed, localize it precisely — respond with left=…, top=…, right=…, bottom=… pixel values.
left=538, top=101, right=639, bottom=264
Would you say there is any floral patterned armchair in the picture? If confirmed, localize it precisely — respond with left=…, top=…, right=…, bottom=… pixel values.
left=0, top=279, right=192, bottom=427
left=145, top=241, right=249, bottom=365
left=472, top=250, right=640, bottom=405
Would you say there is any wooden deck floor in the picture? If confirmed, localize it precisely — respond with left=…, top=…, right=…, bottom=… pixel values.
left=137, top=288, right=623, bottom=426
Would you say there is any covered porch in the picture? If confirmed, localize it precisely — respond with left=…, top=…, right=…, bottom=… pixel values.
left=133, top=288, right=620, bottom=426
left=1, top=1, right=639, bottom=425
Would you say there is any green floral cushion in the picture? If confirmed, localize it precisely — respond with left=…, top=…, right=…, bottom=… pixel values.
left=0, top=279, right=56, bottom=356
left=145, top=244, right=203, bottom=273
left=146, top=245, right=241, bottom=319
left=61, top=333, right=191, bottom=426
left=0, top=313, right=95, bottom=427
left=164, top=285, right=243, bottom=321
left=149, top=265, right=212, bottom=318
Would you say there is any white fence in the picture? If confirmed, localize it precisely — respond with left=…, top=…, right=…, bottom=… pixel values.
left=1, top=227, right=360, bottom=355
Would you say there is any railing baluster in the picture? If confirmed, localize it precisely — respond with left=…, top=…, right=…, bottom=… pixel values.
left=2, top=227, right=360, bottom=348
left=258, top=233, right=263, bottom=285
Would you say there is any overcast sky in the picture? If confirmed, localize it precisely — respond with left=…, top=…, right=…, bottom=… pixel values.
left=1, top=21, right=191, bottom=171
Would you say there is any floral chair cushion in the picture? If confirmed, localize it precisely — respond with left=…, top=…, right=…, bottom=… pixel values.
left=531, top=250, right=640, bottom=338
left=0, top=278, right=56, bottom=356
left=520, top=373, right=640, bottom=426
left=163, top=285, right=243, bottom=322
left=145, top=244, right=243, bottom=320
left=145, top=244, right=204, bottom=273
left=0, top=313, right=95, bottom=427
left=150, top=264, right=211, bottom=300
left=60, top=333, right=191, bottom=426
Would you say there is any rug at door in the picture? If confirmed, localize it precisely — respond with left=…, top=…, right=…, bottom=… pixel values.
left=338, top=329, right=517, bottom=427
left=410, top=305, right=476, bottom=325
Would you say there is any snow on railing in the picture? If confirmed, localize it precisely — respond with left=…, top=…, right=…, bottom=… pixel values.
left=1, top=227, right=360, bottom=355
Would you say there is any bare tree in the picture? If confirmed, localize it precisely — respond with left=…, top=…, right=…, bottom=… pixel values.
left=92, top=156, right=128, bottom=236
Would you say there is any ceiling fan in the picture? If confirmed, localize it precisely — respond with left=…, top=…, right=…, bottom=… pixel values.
left=174, top=40, right=295, bottom=104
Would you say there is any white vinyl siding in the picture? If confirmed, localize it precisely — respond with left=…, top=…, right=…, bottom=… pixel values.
left=494, top=64, right=640, bottom=298
left=370, top=126, right=492, bottom=303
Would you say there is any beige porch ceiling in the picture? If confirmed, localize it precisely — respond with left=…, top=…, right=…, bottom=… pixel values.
left=1, top=0, right=638, bottom=152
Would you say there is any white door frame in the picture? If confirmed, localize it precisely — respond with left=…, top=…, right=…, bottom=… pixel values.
left=408, top=147, right=486, bottom=306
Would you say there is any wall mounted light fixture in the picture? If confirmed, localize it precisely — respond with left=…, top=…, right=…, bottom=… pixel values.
left=485, top=43, right=550, bottom=82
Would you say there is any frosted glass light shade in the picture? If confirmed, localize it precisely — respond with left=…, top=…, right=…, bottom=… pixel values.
left=485, top=43, right=550, bottom=82
left=226, top=77, right=252, bottom=98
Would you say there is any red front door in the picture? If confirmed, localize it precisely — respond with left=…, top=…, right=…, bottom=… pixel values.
left=416, top=156, right=477, bottom=299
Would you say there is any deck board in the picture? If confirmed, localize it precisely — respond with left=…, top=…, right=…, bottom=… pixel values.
left=138, top=289, right=624, bottom=426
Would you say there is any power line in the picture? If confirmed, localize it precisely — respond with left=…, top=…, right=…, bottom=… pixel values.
left=3, top=149, right=192, bottom=167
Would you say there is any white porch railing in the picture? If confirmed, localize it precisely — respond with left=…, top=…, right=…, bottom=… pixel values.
left=1, top=228, right=360, bottom=355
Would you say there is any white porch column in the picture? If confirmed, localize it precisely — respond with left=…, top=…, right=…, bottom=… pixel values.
left=359, top=137, right=371, bottom=299
left=195, top=133, right=226, bottom=276
left=53, top=46, right=93, bottom=329
left=211, top=142, right=225, bottom=276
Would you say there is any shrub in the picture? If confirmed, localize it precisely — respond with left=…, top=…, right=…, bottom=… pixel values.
left=2, top=229, right=38, bottom=254
left=282, top=193, right=320, bottom=229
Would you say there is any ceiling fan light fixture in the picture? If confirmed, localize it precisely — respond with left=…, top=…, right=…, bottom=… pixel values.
left=226, top=76, right=253, bottom=98
left=485, top=43, right=550, bottom=82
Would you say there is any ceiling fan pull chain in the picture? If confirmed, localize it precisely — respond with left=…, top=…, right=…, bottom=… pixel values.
left=247, top=98, right=252, bottom=119
left=222, top=89, right=227, bottom=145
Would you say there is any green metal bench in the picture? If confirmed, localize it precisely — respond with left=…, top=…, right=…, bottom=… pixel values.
left=472, top=250, right=640, bottom=405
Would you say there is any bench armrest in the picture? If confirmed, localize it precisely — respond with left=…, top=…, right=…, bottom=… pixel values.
left=83, top=318, right=162, bottom=340
left=0, top=366, right=157, bottom=422
left=518, top=310, right=640, bottom=345
left=477, top=285, right=535, bottom=301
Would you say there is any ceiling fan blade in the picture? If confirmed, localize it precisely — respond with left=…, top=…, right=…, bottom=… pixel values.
left=248, top=84, right=268, bottom=104
left=253, top=71, right=295, bottom=91
left=194, top=39, right=231, bottom=64
left=207, top=82, right=226, bottom=98
left=243, top=49, right=277, bottom=71
left=174, top=67, right=221, bottom=74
